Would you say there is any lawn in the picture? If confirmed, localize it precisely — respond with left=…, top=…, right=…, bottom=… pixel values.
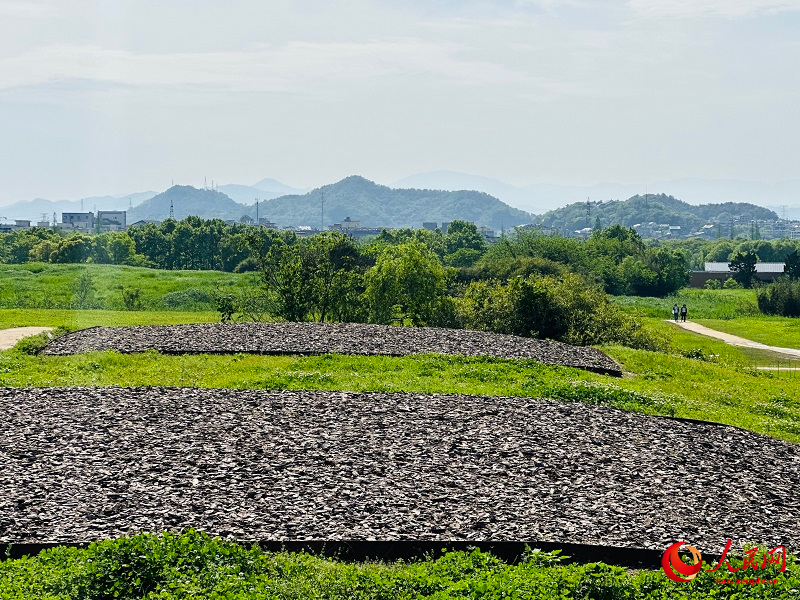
left=0, top=263, right=257, bottom=311
left=2, top=339, right=799, bottom=444
left=694, top=317, right=800, bottom=350
left=0, top=308, right=219, bottom=329
left=612, top=288, right=759, bottom=319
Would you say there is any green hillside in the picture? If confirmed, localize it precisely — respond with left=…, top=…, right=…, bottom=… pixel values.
left=536, top=193, right=779, bottom=234
left=125, top=178, right=532, bottom=230
left=249, top=176, right=532, bottom=230
left=127, top=186, right=245, bottom=222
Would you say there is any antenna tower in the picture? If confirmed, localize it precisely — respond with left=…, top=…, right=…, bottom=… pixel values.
left=321, top=188, right=325, bottom=232
left=255, top=198, right=259, bottom=225
left=170, top=198, right=174, bottom=219
left=586, top=197, right=590, bottom=229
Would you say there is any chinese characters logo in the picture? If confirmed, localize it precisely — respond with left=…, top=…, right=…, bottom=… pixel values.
left=661, top=540, right=787, bottom=586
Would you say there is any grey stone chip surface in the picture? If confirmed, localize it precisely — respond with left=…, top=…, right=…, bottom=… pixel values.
left=1, top=387, right=797, bottom=552
left=41, top=322, right=621, bottom=376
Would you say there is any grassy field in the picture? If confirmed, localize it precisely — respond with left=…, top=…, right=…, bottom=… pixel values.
left=0, top=308, right=220, bottom=329
left=612, top=288, right=760, bottom=319
left=0, top=263, right=257, bottom=311
left=2, top=531, right=795, bottom=599
left=693, top=317, right=800, bottom=350
left=2, top=340, right=799, bottom=443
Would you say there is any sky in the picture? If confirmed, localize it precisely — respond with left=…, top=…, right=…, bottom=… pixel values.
left=0, top=0, right=798, bottom=204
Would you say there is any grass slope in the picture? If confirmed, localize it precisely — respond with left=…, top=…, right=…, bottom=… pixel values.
left=0, top=263, right=256, bottom=311
left=1, top=530, right=796, bottom=599
left=2, top=344, right=799, bottom=443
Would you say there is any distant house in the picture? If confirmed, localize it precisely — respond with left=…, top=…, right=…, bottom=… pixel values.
left=97, top=210, right=126, bottom=231
left=690, top=262, right=787, bottom=287
left=128, top=219, right=161, bottom=228
left=60, top=212, right=94, bottom=232
left=330, top=217, right=360, bottom=232
left=14, top=219, right=31, bottom=228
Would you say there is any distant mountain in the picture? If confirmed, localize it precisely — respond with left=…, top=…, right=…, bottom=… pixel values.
left=248, top=175, right=532, bottom=230
left=535, top=194, right=780, bottom=234
left=218, top=179, right=308, bottom=205
left=394, top=171, right=800, bottom=215
left=251, top=178, right=309, bottom=196
left=0, top=191, right=155, bottom=222
left=127, top=186, right=244, bottom=222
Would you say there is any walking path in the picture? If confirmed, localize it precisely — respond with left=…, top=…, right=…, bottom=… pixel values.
left=0, top=327, right=53, bottom=350
left=669, top=320, right=800, bottom=360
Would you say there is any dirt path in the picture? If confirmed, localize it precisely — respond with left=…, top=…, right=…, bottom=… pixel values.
left=0, top=327, right=53, bottom=350
left=669, top=320, right=800, bottom=359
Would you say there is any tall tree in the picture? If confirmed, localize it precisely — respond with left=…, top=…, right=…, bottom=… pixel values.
left=728, top=251, right=758, bottom=288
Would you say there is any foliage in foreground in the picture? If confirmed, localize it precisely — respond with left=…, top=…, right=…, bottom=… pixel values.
left=1, top=530, right=797, bottom=599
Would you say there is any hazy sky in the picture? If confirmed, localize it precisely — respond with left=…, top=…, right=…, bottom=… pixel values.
left=1, top=0, right=798, bottom=202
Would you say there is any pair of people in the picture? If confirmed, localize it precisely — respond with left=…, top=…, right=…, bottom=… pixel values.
left=672, top=303, right=688, bottom=322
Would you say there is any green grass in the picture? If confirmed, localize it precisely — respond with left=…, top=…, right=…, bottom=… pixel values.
left=0, top=308, right=220, bottom=329
left=1, top=530, right=796, bottom=599
left=694, top=317, right=800, bottom=350
left=2, top=343, right=799, bottom=443
left=612, top=288, right=759, bottom=319
left=0, top=263, right=258, bottom=311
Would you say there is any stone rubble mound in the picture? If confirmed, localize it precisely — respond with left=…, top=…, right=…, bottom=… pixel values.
left=41, top=322, right=621, bottom=376
left=1, top=387, right=797, bottom=551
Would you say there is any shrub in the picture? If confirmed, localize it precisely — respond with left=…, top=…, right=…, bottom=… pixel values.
left=757, top=278, right=800, bottom=317
left=723, top=277, right=741, bottom=289
left=121, top=287, right=142, bottom=310
left=457, top=273, right=667, bottom=350
left=704, top=278, right=722, bottom=289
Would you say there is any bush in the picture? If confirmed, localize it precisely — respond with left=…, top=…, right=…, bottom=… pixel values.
left=457, top=273, right=667, bottom=350
left=121, top=287, right=142, bottom=310
left=757, top=278, right=800, bottom=317
left=704, top=278, right=722, bottom=289
left=723, top=278, right=741, bottom=289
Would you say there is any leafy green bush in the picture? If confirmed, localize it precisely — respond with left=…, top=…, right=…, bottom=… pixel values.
left=723, top=277, right=741, bottom=289
left=457, top=273, right=667, bottom=350
left=757, top=278, right=800, bottom=317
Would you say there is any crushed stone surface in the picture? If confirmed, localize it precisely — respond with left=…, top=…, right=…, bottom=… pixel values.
left=41, top=322, right=621, bottom=376
left=1, top=387, right=797, bottom=552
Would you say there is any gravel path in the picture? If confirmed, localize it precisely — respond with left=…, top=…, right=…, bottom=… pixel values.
left=1, top=387, right=797, bottom=552
left=40, top=322, right=621, bottom=376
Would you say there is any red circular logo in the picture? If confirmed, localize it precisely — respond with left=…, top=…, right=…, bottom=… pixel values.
left=662, top=542, right=703, bottom=583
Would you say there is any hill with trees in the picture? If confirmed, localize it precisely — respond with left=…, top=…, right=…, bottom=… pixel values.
left=248, top=176, right=532, bottom=230
left=126, top=177, right=532, bottom=230
left=127, top=186, right=245, bottom=222
left=535, top=194, right=779, bottom=234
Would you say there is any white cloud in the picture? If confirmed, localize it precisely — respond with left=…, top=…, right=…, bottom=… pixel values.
left=626, top=0, right=800, bottom=19
left=0, top=39, right=538, bottom=94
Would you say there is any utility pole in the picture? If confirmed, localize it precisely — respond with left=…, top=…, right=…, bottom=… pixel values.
left=255, top=198, right=259, bottom=226
left=170, top=198, right=174, bottom=219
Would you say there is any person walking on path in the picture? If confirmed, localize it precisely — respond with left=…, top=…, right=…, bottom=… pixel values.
left=680, top=304, right=687, bottom=322
left=672, top=304, right=679, bottom=322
